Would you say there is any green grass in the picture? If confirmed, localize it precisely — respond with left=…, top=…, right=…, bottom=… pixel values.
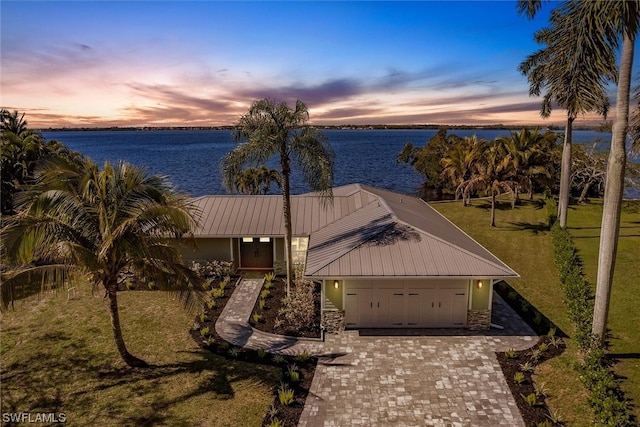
left=0, top=288, right=280, bottom=426
left=433, top=196, right=640, bottom=424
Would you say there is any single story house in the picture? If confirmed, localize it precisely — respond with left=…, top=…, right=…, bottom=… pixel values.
left=180, top=184, right=518, bottom=330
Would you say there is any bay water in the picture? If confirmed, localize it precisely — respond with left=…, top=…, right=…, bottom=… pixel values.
left=42, top=129, right=621, bottom=197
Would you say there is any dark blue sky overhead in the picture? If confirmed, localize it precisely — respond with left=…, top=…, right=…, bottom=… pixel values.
left=0, top=1, right=621, bottom=127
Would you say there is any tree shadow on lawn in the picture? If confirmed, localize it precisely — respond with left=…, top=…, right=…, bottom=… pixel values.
left=1, top=331, right=275, bottom=426
left=502, top=221, right=549, bottom=234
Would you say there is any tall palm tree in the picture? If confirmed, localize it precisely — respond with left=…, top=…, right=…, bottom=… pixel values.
left=221, top=99, right=334, bottom=293
left=457, top=139, right=517, bottom=227
left=518, top=0, right=640, bottom=344
left=1, top=156, right=203, bottom=367
left=519, top=10, right=615, bottom=228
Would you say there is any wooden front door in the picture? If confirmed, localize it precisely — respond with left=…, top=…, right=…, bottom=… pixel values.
left=239, top=238, right=273, bottom=269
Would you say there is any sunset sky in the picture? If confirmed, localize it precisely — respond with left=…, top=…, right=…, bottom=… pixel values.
left=0, top=1, right=622, bottom=128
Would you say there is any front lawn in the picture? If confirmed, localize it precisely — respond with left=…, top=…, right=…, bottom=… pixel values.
left=0, top=288, right=280, bottom=426
left=433, top=197, right=640, bottom=424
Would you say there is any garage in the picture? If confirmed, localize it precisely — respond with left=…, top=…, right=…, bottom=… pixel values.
left=344, top=280, right=469, bottom=328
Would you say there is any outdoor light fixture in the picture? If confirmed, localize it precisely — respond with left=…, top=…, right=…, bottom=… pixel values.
left=476, top=280, right=483, bottom=290
left=334, top=280, right=339, bottom=289
left=259, top=237, right=271, bottom=243
left=242, top=237, right=253, bottom=243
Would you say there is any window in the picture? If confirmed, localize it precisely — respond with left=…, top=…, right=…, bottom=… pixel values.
left=242, top=237, right=253, bottom=243
left=291, top=237, right=309, bottom=264
left=259, top=237, right=271, bottom=243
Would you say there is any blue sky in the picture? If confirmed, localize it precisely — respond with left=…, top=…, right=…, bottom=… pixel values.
left=0, top=1, right=617, bottom=127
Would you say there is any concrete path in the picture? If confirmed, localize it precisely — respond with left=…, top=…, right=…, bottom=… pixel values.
left=216, top=279, right=538, bottom=426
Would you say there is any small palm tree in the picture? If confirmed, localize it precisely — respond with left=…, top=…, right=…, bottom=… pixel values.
left=221, top=99, right=334, bottom=294
left=441, top=136, right=486, bottom=206
left=233, top=166, right=281, bottom=195
left=457, top=139, right=517, bottom=227
left=1, top=156, right=203, bottom=368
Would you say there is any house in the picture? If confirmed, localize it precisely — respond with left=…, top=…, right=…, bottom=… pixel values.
left=181, top=184, right=518, bottom=330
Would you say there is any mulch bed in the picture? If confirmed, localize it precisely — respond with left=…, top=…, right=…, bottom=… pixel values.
left=497, top=336, right=566, bottom=426
left=249, top=278, right=322, bottom=339
left=189, top=276, right=317, bottom=427
left=494, top=280, right=568, bottom=426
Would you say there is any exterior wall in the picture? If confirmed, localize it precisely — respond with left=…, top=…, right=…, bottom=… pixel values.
left=176, top=238, right=233, bottom=263
left=274, top=238, right=285, bottom=274
left=467, top=279, right=491, bottom=330
left=324, top=279, right=343, bottom=310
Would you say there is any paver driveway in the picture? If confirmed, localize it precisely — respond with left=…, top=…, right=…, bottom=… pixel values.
left=216, top=279, right=537, bottom=427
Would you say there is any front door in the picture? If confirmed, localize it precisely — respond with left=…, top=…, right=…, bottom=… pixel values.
left=239, top=238, right=273, bottom=269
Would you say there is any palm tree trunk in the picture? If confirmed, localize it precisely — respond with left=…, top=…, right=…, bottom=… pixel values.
left=280, top=151, right=294, bottom=297
left=490, top=192, right=496, bottom=227
left=558, top=116, right=574, bottom=228
left=592, top=34, right=634, bottom=344
left=107, top=287, right=148, bottom=368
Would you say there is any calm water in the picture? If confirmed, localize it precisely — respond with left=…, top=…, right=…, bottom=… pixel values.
left=42, top=129, right=617, bottom=197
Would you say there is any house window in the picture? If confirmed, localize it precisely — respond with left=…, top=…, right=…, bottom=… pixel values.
left=291, top=237, right=309, bottom=264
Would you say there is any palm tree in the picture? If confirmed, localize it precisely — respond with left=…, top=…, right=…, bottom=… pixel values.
left=441, top=136, right=486, bottom=206
left=221, top=99, right=334, bottom=293
left=233, top=166, right=282, bottom=195
left=1, top=156, right=203, bottom=367
left=457, top=139, right=517, bottom=227
left=497, top=128, right=559, bottom=203
left=1, top=110, right=70, bottom=214
left=519, top=10, right=615, bottom=228
left=518, top=0, right=640, bottom=345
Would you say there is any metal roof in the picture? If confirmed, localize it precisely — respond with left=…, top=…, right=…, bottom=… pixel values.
left=191, top=184, right=518, bottom=278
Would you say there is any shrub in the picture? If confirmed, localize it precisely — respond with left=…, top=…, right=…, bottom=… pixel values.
left=295, top=350, right=310, bottom=363
left=534, top=381, right=549, bottom=398
left=272, top=355, right=285, bottom=364
left=287, top=364, right=300, bottom=383
left=514, top=372, right=526, bottom=385
left=252, top=312, right=262, bottom=323
left=264, top=272, right=275, bottom=283
left=277, top=382, right=294, bottom=406
left=519, top=361, right=534, bottom=373
left=191, top=260, right=233, bottom=279
left=260, top=289, right=270, bottom=299
left=544, top=197, right=557, bottom=229
left=266, top=418, right=283, bottom=427
left=281, top=279, right=316, bottom=333
left=210, top=288, right=225, bottom=299
left=521, top=393, right=540, bottom=407
left=228, top=346, right=240, bottom=357
left=200, top=313, right=208, bottom=323
left=207, top=299, right=217, bottom=310
left=504, top=348, right=517, bottom=359
left=257, top=348, right=267, bottom=359
left=259, top=298, right=266, bottom=311
left=200, top=326, right=210, bottom=337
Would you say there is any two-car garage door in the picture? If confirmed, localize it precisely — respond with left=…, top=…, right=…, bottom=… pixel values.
left=344, top=280, right=468, bottom=328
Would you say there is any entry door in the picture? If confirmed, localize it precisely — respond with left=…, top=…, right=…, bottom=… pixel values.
left=239, top=238, right=273, bottom=269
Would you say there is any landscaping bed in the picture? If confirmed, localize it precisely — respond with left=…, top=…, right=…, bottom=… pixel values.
left=189, top=273, right=317, bottom=427
left=497, top=334, right=567, bottom=426
left=249, top=277, right=322, bottom=339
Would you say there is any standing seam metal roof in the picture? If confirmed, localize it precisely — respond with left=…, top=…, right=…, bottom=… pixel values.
left=191, top=184, right=518, bottom=278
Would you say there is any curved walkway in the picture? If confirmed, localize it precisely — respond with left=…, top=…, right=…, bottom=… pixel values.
left=216, top=278, right=538, bottom=426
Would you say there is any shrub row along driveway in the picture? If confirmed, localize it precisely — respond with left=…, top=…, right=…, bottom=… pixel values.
left=217, top=279, right=537, bottom=426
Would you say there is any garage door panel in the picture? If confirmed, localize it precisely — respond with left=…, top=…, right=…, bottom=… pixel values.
left=345, top=281, right=468, bottom=328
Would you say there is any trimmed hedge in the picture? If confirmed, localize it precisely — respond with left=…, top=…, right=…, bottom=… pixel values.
left=550, top=223, right=632, bottom=426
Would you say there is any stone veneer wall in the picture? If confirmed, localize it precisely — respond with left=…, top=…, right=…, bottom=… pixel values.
left=467, top=309, right=491, bottom=330
left=322, top=311, right=345, bottom=334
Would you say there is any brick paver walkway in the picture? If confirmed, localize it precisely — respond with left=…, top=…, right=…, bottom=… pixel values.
left=216, top=278, right=538, bottom=426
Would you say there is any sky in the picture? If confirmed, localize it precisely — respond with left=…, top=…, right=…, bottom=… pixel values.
left=0, top=1, right=622, bottom=128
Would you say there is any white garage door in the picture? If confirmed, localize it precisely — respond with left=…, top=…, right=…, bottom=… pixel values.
left=345, top=280, right=468, bottom=328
